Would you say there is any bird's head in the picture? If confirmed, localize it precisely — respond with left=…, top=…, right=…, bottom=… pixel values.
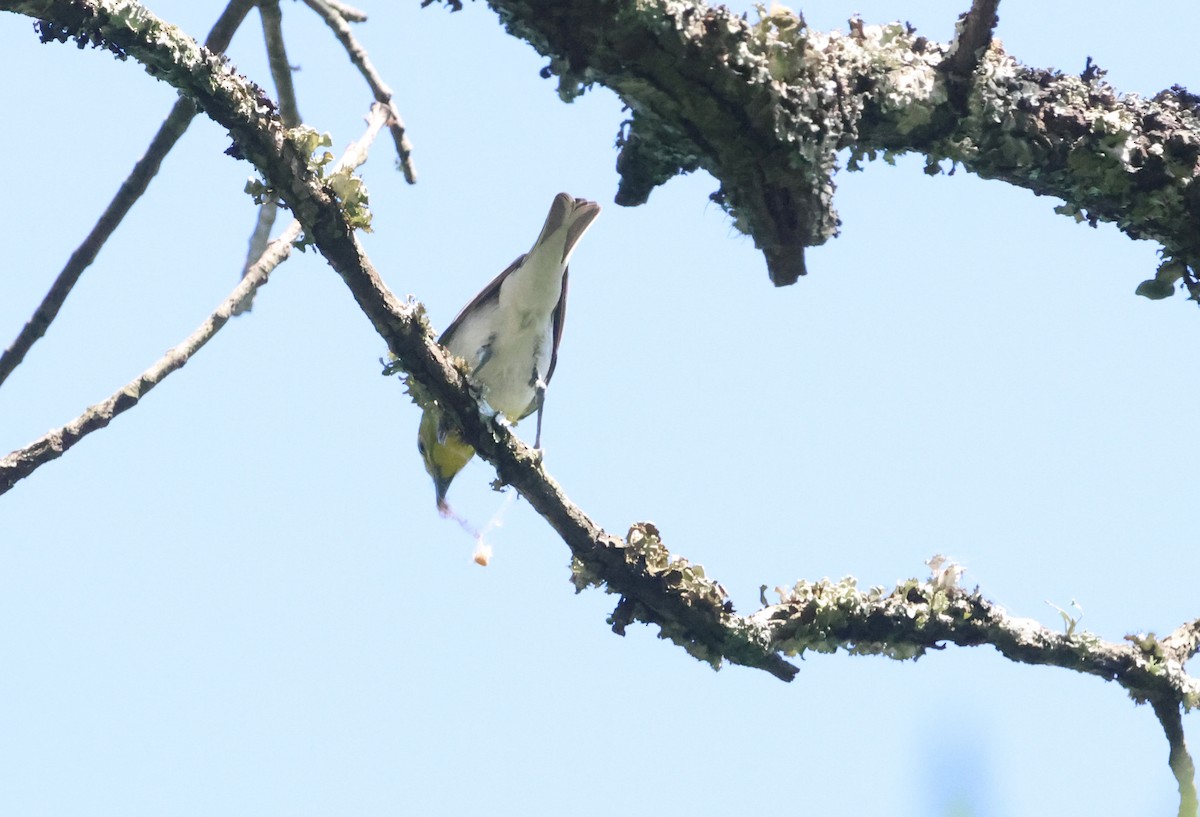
left=417, top=407, right=476, bottom=512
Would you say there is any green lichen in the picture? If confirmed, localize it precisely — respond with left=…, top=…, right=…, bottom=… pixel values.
left=276, top=127, right=373, bottom=246
left=764, top=556, right=976, bottom=661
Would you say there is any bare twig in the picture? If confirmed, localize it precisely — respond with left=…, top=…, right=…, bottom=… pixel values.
left=234, top=0, right=305, bottom=315
left=1153, top=698, right=1199, bottom=817
left=323, top=0, right=366, bottom=22
left=0, top=103, right=391, bottom=495
left=0, top=227, right=294, bottom=494
left=259, top=0, right=302, bottom=126
left=0, top=0, right=256, bottom=389
left=301, top=0, right=417, bottom=182
left=234, top=191, right=281, bottom=314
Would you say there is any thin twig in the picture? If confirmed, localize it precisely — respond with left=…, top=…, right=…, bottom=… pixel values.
left=323, top=0, right=366, bottom=22
left=0, top=227, right=295, bottom=494
left=1153, top=698, right=1199, bottom=817
left=0, top=104, right=391, bottom=495
left=234, top=192, right=280, bottom=315
left=0, top=0, right=256, bottom=389
left=235, top=0, right=304, bottom=314
left=259, top=0, right=302, bottom=126
left=301, top=0, right=417, bottom=183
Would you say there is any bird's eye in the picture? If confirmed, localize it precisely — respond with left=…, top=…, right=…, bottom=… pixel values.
left=417, top=439, right=426, bottom=456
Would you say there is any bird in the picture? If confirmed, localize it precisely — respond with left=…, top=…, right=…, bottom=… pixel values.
left=418, top=192, right=601, bottom=511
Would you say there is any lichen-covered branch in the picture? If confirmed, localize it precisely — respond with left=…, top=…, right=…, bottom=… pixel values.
left=437, top=0, right=1200, bottom=292
left=939, top=0, right=1000, bottom=124
left=940, top=0, right=1000, bottom=97
left=1164, top=618, right=1200, bottom=664
left=0, top=0, right=255, bottom=389
left=748, top=569, right=1200, bottom=706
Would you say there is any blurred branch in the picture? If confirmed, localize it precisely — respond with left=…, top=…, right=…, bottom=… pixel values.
left=1164, top=617, right=1200, bottom=663
left=301, top=0, right=417, bottom=182
left=322, top=0, right=365, bottom=23
left=0, top=0, right=256, bottom=389
left=426, top=0, right=1200, bottom=292
left=0, top=102, right=391, bottom=496
left=1154, top=698, right=1199, bottom=817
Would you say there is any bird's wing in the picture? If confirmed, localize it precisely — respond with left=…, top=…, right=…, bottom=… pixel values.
left=544, top=266, right=568, bottom=385
left=439, top=252, right=526, bottom=347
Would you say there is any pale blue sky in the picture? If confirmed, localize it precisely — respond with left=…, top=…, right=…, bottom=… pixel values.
left=2, top=1, right=1198, bottom=815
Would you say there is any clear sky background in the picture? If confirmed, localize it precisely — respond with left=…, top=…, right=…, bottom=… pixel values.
left=2, top=1, right=1198, bottom=815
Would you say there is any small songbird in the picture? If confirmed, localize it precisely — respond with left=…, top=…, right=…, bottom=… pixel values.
left=418, top=192, right=601, bottom=511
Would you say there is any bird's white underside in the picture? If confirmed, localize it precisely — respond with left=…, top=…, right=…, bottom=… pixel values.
left=444, top=198, right=596, bottom=421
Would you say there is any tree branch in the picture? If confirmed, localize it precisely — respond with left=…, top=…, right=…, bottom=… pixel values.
left=259, top=0, right=301, bottom=126
left=940, top=0, right=1001, bottom=88
left=5, top=0, right=1198, bottom=804
left=232, top=0, right=304, bottom=316
left=435, top=0, right=1200, bottom=292
left=6, top=0, right=1199, bottom=724
left=301, top=0, right=417, bottom=183
left=234, top=189, right=281, bottom=315
left=0, top=101, right=392, bottom=495
left=1, top=0, right=802, bottom=680
left=321, top=0, right=365, bottom=23
left=1154, top=698, right=1199, bottom=817
left=748, top=571, right=1200, bottom=704
left=0, top=0, right=256, bottom=389
left=1164, top=617, right=1200, bottom=664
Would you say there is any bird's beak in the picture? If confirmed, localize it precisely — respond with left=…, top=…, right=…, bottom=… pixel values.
left=434, top=470, right=456, bottom=515
left=418, top=408, right=476, bottom=511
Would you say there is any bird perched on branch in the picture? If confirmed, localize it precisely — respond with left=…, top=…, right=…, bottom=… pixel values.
left=418, top=192, right=601, bottom=511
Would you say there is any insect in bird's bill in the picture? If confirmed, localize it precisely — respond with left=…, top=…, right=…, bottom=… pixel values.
left=418, top=192, right=601, bottom=512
